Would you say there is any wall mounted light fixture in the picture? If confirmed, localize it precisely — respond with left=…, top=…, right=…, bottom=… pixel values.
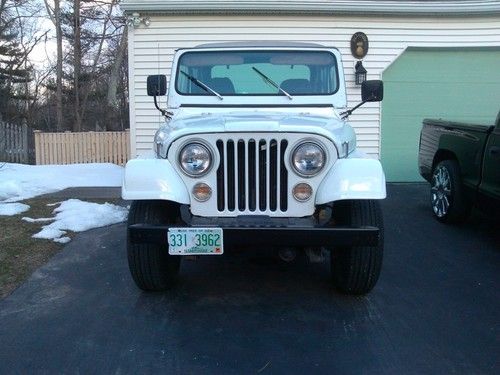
left=128, top=12, right=151, bottom=28
left=355, top=61, right=367, bottom=85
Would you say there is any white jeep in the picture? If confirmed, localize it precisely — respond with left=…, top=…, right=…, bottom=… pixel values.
left=122, top=42, right=386, bottom=295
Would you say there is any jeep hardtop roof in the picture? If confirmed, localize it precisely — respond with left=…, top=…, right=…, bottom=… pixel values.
left=179, top=41, right=334, bottom=50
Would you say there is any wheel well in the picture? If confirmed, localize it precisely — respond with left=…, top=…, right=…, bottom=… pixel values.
left=129, top=200, right=182, bottom=223
left=432, top=149, right=457, bottom=171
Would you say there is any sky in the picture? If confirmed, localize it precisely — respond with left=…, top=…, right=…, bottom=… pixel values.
left=30, top=18, right=58, bottom=67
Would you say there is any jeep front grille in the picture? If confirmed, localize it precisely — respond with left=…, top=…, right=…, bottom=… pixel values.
left=215, top=138, right=289, bottom=213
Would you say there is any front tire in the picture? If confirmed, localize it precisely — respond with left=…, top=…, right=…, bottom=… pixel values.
left=431, top=160, right=470, bottom=223
left=330, top=200, right=384, bottom=295
left=127, top=200, right=181, bottom=291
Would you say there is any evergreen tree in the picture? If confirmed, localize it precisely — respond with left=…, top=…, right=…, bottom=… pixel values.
left=0, top=0, right=32, bottom=122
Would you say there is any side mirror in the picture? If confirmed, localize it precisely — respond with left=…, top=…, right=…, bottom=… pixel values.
left=362, top=80, right=383, bottom=102
left=147, top=75, right=167, bottom=96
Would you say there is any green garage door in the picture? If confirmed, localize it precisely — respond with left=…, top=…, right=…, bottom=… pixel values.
left=381, top=47, right=500, bottom=182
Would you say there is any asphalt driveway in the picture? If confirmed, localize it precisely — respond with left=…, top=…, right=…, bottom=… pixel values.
left=0, top=184, right=498, bottom=374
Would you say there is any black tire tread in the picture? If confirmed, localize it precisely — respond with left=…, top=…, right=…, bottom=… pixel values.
left=331, top=200, right=384, bottom=295
left=127, top=200, right=181, bottom=291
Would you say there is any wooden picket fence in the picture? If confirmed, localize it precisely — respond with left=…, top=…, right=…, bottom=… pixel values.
left=0, top=120, right=32, bottom=164
left=34, top=130, right=130, bottom=166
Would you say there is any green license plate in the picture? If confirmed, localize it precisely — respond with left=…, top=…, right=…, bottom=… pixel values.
left=168, top=228, right=223, bottom=255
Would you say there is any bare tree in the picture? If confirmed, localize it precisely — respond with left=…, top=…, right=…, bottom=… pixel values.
left=4, top=0, right=130, bottom=133
left=43, top=0, right=63, bottom=131
left=107, top=24, right=127, bottom=108
left=0, top=0, right=40, bottom=123
left=54, top=0, right=63, bottom=131
left=79, top=0, right=115, bottom=125
left=12, top=2, right=48, bottom=127
left=73, top=0, right=81, bottom=132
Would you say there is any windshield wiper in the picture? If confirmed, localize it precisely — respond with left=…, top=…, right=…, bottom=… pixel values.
left=252, top=67, right=293, bottom=100
left=180, top=71, right=223, bottom=100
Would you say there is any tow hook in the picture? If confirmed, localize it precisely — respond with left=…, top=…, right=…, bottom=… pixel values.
left=279, top=248, right=298, bottom=262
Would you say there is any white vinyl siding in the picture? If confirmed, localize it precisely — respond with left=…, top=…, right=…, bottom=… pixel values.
left=128, top=15, right=500, bottom=157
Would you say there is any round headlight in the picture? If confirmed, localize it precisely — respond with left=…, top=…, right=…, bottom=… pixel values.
left=291, top=142, right=326, bottom=177
left=179, top=143, right=212, bottom=176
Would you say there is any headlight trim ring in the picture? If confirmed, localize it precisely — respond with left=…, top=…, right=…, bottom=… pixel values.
left=178, top=141, right=213, bottom=177
left=290, top=140, right=327, bottom=178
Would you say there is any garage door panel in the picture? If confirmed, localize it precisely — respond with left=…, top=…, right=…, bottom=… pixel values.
left=382, top=48, right=500, bottom=182
left=384, top=50, right=500, bottom=83
left=384, top=82, right=500, bottom=118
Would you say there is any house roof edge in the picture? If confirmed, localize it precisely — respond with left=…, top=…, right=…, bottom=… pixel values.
left=119, top=1, right=500, bottom=17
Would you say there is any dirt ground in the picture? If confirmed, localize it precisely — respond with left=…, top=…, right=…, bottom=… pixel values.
left=0, top=197, right=118, bottom=298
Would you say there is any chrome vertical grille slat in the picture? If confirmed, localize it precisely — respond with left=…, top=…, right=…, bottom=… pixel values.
left=222, top=140, right=228, bottom=210
left=248, top=140, right=256, bottom=211
left=275, top=140, right=281, bottom=212
left=269, top=139, right=277, bottom=211
left=245, top=140, right=250, bottom=210
left=233, top=140, right=239, bottom=212
left=216, top=140, right=225, bottom=211
left=226, top=140, right=235, bottom=211
left=265, top=140, right=271, bottom=212
left=254, top=139, right=260, bottom=212
left=237, top=140, right=245, bottom=211
left=259, top=139, right=266, bottom=211
left=216, top=137, right=289, bottom=213
left=280, top=140, right=289, bottom=211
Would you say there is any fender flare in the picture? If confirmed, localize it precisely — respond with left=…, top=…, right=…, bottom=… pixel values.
left=122, top=159, right=190, bottom=204
left=316, top=158, right=387, bottom=204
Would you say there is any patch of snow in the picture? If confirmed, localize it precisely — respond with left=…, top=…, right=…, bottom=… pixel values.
left=22, top=217, right=55, bottom=223
left=32, top=199, right=128, bottom=243
left=0, top=163, right=123, bottom=203
left=0, top=180, right=22, bottom=201
left=54, top=237, right=71, bottom=244
left=33, top=227, right=67, bottom=241
left=0, top=202, right=30, bottom=216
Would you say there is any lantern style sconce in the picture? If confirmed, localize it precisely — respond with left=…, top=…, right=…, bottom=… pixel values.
left=355, top=61, right=367, bottom=85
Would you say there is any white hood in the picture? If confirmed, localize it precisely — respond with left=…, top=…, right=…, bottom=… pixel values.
left=161, top=108, right=356, bottom=155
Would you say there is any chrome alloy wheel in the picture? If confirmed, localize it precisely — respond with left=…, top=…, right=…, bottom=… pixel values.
left=431, top=165, right=452, bottom=218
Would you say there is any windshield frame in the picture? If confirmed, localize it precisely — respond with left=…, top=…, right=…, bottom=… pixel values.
left=174, top=49, right=340, bottom=98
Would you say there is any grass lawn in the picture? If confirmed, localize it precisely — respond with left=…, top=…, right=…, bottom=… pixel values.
left=0, top=197, right=119, bottom=299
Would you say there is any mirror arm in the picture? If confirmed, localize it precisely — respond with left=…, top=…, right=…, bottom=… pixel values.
left=340, top=101, right=366, bottom=120
left=154, top=95, right=173, bottom=119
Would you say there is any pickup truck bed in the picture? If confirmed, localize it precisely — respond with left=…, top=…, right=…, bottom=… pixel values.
left=418, top=112, right=500, bottom=223
left=419, top=119, right=494, bottom=184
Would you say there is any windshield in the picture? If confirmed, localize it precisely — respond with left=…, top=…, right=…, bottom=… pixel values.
left=176, top=50, right=339, bottom=96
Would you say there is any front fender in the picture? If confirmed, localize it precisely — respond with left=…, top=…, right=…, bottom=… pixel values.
left=316, top=158, right=386, bottom=204
left=122, top=159, right=190, bottom=204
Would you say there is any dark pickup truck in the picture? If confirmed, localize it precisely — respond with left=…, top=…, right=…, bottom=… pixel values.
left=418, top=111, right=500, bottom=223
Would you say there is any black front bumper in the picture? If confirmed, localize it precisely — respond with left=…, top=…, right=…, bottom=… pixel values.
left=128, top=224, right=380, bottom=247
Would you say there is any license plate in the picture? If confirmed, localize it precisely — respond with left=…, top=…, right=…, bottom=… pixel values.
left=168, top=228, right=223, bottom=255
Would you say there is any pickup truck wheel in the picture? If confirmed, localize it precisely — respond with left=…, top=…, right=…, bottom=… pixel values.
left=431, top=160, right=471, bottom=223
left=127, top=200, right=181, bottom=291
left=330, top=200, right=383, bottom=295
